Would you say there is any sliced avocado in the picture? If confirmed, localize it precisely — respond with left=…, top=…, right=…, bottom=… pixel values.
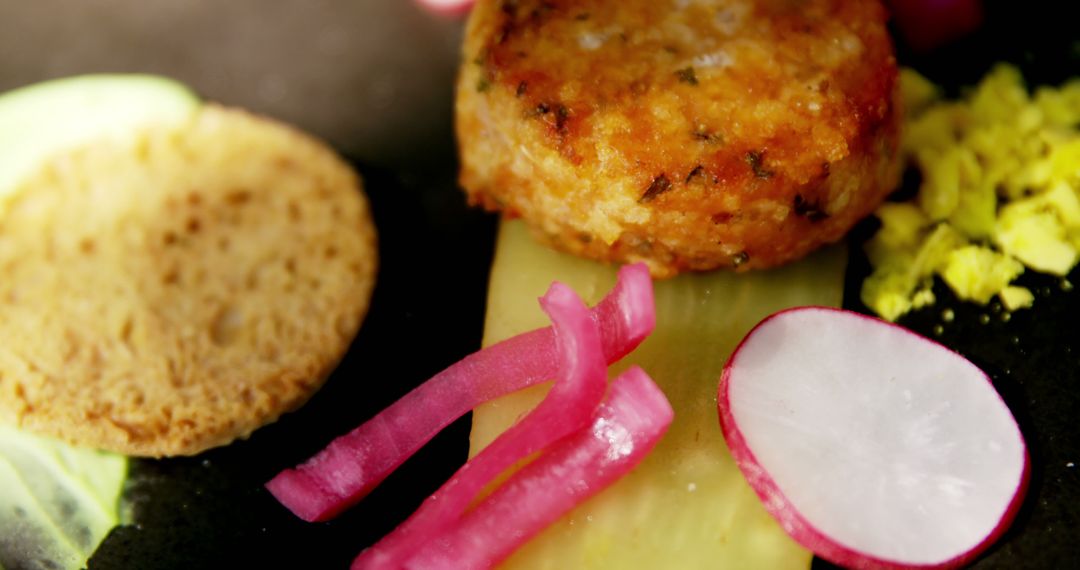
left=472, top=220, right=846, bottom=569
left=0, top=74, right=200, bottom=205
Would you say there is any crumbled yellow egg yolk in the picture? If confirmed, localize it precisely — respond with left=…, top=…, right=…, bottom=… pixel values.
left=863, top=65, right=1080, bottom=321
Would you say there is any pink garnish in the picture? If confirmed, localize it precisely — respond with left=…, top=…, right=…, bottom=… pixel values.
left=887, top=0, right=983, bottom=52
left=415, top=0, right=474, bottom=17
left=267, top=264, right=654, bottom=522
left=353, top=281, right=608, bottom=569
left=401, top=367, right=673, bottom=570
left=717, top=307, right=1027, bottom=570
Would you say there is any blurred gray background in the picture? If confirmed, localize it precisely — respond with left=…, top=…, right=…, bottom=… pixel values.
left=0, top=0, right=464, bottom=167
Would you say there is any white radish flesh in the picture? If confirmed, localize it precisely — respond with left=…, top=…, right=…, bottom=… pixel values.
left=719, top=307, right=1028, bottom=570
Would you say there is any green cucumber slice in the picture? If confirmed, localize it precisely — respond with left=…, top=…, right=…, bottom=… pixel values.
left=0, top=427, right=126, bottom=570
left=0, top=74, right=200, bottom=205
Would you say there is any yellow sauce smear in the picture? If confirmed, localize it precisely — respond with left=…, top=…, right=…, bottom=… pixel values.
left=471, top=220, right=846, bottom=569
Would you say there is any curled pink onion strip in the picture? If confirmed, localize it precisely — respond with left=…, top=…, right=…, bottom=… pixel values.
left=353, top=281, right=607, bottom=569
left=403, top=367, right=673, bottom=570
left=267, top=264, right=654, bottom=522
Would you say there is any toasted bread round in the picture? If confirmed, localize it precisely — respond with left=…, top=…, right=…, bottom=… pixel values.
left=0, top=105, right=377, bottom=456
left=457, top=0, right=900, bottom=276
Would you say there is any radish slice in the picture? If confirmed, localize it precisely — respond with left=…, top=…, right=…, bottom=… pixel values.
left=718, top=307, right=1028, bottom=570
left=267, top=263, right=653, bottom=522
left=403, top=366, right=673, bottom=570
left=353, top=281, right=607, bottom=569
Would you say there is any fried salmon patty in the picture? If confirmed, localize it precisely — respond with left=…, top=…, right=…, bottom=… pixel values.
left=457, top=0, right=901, bottom=276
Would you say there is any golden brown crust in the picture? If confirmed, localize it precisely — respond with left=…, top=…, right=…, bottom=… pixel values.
left=0, top=105, right=377, bottom=456
left=457, top=0, right=901, bottom=276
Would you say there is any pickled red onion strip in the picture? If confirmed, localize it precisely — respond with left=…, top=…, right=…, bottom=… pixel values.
left=267, top=264, right=654, bottom=522
left=403, top=367, right=673, bottom=570
left=353, top=282, right=607, bottom=570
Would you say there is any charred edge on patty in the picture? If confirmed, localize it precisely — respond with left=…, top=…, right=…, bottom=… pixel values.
left=745, top=150, right=774, bottom=179
left=793, top=194, right=828, bottom=222
left=640, top=174, right=673, bottom=203
left=711, top=212, right=735, bottom=224
left=528, top=101, right=571, bottom=135
left=495, top=1, right=517, bottom=44
left=791, top=162, right=832, bottom=221
left=473, top=45, right=496, bottom=93
left=732, top=251, right=750, bottom=267
left=675, top=66, right=699, bottom=86
left=554, top=104, right=570, bottom=132
left=529, top=102, right=552, bottom=118
left=685, top=165, right=705, bottom=184
left=496, top=0, right=557, bottom=45
left=693, top=126, right=724, bottom=144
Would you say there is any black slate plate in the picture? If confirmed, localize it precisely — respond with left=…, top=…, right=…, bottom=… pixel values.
left=0, top=1, right=1076, bottom=568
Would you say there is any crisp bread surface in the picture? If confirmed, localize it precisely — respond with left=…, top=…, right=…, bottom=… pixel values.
left=0, top=105, right=378, bottom=456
